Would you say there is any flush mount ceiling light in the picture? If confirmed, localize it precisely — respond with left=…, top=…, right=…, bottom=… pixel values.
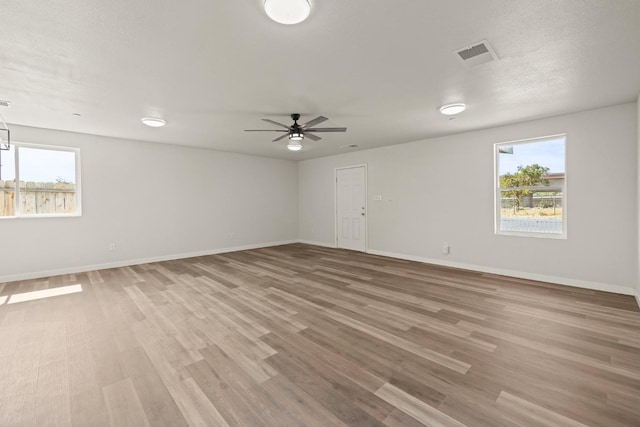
left=439, top=103, right=466, bottom=115
left=141, top=117, right=166, bottom=127
left=287, top=141, right=302, bottom=151
left=264, top=0, right=311, bottom=25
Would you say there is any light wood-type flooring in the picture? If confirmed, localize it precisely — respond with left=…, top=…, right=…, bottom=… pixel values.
left=1, top=243, right=640, bottom=426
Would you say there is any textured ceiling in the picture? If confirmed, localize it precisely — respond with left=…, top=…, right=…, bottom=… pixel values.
left=1, top=0, right=639, bottom=160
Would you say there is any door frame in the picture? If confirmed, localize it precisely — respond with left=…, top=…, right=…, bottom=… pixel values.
left=334, top=164, right=368, bottom=252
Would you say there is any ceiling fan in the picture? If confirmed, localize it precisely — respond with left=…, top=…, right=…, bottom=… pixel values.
left=244, top=113, right=346, bottom=151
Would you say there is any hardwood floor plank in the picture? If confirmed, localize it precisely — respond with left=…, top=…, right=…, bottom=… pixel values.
left=266, top=327, right=386, bottom=394
left=496, top=390, right=589, bottom=427
left=382, top=408, right=428, bottom=427
left=131, top=371, right=189, bottom=427
left=199, top=344, right=295, bottom=426
left=67, top=340, right=109, bottom=427
left=261, top=375, right=349, bottom=427
left=102, top=377, right=150, bottom=427
left=265, top=350, right=387, bottom=426
left=185, top=358, right=267, bottom=426
left=167, top=378, right=229, bottom=427
left=261, top=332, right=394, bottom=421
left=34, top=359, right=71, bottom=426
left=437, top=394, right=519, bottom=427
left=374, top=383, right=467, bottom=427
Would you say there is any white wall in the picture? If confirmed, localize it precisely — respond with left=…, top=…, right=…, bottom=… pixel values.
left=637, top=93, right=640, bottom=304
left=1, top=125, right=298, bottom=282
left=299, top=103, right=638, bottom=295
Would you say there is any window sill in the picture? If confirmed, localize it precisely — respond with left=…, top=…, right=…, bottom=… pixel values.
left=496, top=230, right=567, bottom=239
left=0, top=213, right=82, bottom=219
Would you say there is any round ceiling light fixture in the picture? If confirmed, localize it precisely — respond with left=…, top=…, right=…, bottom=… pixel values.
left=287, top=141, right=302, bottom=151
left=141, top=117, right=166, bottom=127
left=264, top=0, right=311, bottom=25
left=439, top=103, right=466, bottom=115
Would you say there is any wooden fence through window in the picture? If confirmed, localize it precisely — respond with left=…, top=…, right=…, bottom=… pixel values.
left=0, top=180, right=76, bottom=216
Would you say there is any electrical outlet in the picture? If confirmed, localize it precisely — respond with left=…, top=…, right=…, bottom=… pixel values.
left=108, top=243, right=116, bottom=252
left=442, top=242, right=450, bottom=255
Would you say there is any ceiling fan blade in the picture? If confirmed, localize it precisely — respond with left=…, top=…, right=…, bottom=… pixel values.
left=305, top=127, right=347, bottom=132
left=305, top=133, right=321, bottom=141
left=301, top=116, right=328, bottom=129
left=244, top=129, right=288, bottom=132
left=262, top=118, right=291, bottom=129
left=272, top=133, right=290, bottom=142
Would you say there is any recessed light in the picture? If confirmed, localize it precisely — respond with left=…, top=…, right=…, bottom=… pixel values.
left=439, top=103, right=466, bottom=115
left=141, top=117, right=166, bottom=127
left=0, top=100, right=11, bottom=108
left=264, top=0, right=311, bottom=25
left=287, top=141, right=302, bottom=151
left=340, top=144, right=359, bottom=149
left=72, top=113, right=82, bottom=118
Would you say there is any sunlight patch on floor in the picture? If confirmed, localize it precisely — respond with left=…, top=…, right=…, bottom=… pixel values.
left=3, top=284, right=83, bottom=305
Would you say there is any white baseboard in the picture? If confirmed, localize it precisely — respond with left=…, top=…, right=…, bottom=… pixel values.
left=298, top=239, right=337, bottom=248
left=366, top=249, right=635, bottom=297
left=635, top=290, right=640, bottom=310
left=0, top=240, right=297, bottom=284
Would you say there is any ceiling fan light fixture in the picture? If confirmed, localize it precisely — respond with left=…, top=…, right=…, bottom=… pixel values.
left=439, top=103, right=466, bottom=115
left=289, top=131, right=304, bottom=141
left=287, top=141, right=302, bottom=151
left=264, top=0, right=311, bottom=25
left=141, top=117, right=166, bottom=127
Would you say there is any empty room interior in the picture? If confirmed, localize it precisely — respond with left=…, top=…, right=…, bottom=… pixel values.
left=2, top=1, right=640, bottom=426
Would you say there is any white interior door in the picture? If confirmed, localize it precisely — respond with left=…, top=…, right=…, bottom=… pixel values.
left=336, top=166, right=366, bottom=252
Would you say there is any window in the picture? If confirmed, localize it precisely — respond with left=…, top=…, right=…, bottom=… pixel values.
left=0, top=143, right=81, bottom=217
left=495, top=135, right=566, bottom=237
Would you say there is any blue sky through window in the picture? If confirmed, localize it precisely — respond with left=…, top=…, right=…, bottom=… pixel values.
left=498, top=137, right=565, bottom=175
left=0, top=146, right=75, bottom=183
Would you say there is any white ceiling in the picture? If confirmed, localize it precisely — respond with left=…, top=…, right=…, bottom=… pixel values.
left=1, top=0, right=639, bottom=160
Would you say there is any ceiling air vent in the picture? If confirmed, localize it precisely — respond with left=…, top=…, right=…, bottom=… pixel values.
left=455, top=40, right=498, bottom=68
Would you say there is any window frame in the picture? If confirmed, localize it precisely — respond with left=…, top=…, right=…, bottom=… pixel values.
left=1, top=141, right=82, bottom=219
left=494, top=134, right=567, bottom=239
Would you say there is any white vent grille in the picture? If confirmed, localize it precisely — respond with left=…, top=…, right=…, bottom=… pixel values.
left=455, top=40, right=498, bottom=67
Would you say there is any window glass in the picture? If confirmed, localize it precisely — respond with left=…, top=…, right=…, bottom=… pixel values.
left=496, top=136, right=566, bottom=237
left=0, top=143, right=80, bottom=217
left=18, top=147, right=77, bottom=215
